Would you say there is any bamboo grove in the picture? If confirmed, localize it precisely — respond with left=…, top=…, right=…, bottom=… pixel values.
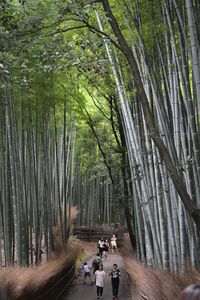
left=0, top=0, right=200, bottom=274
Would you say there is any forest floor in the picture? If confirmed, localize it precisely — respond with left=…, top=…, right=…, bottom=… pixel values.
left=64, top=242, right=132, bottom=300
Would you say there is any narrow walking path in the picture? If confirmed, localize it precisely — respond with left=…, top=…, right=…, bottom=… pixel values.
left=65, top=252, right=131, bottom=300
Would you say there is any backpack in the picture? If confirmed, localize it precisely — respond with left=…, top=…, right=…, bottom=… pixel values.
left=93, top=256, right=101, bottom=268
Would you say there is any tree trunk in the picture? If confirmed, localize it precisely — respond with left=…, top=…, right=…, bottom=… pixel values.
left=100, top=0, right=200, bottom=234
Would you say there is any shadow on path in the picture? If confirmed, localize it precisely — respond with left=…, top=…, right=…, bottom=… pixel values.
left=65, top=252, right=131, bottom=300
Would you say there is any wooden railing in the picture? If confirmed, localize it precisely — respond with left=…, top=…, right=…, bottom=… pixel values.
left=73, top=227, right=127, bottom=247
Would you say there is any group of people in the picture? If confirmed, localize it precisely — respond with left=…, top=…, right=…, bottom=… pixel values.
left=82, top=234, right=120, bottom=299
left=82, top=231, right=200, bottom=300
left=82, top=265, right=200, bottom=300
left=93, top=263, right=121, bottom=299
left=83, top=259, right=121, bottom=299
left=98, top=234, right=118, bottom=259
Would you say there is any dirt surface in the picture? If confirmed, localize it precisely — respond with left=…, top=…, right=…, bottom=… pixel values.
left=65, top=244, right=132, bottom=300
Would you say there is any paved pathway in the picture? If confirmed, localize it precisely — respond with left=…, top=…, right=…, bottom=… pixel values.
left=65, top=252, right=131, bottom=300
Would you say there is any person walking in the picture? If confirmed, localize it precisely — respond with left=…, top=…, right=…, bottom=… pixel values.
left=111, top=234, right=118, bottom=253
left=98, top=238, right=105, bottom=259
left=82, top=262, right=93, bottom=285
left=109, top=263, right=121, bottom=299
left=94, top=264, right=106, bottom=299
left=104, top=239, right=109, bottom=259
left=92, top=253, right=102, bottom=274
left=179, top=284, right=200, bottom=300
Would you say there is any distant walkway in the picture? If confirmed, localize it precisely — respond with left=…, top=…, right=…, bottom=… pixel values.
left=65, top=252, right=131, bottom=300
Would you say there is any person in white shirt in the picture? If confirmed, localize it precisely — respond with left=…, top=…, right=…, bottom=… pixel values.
left=94, top=264, right=106, bottom=299
left=111, top=234, right=118, bottom=253
left=83, top=262, right=93, bottom=285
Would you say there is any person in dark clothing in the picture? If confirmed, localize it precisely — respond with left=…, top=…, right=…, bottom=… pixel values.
left=98, top=238, right=105, bottom=259
left=109, top=263, right=121, bottom=299
left=179, top=284, right=200, bottom=300
left=104, top=239, right=109, bottom=259
left=92, top=253, right=102, bottom=274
